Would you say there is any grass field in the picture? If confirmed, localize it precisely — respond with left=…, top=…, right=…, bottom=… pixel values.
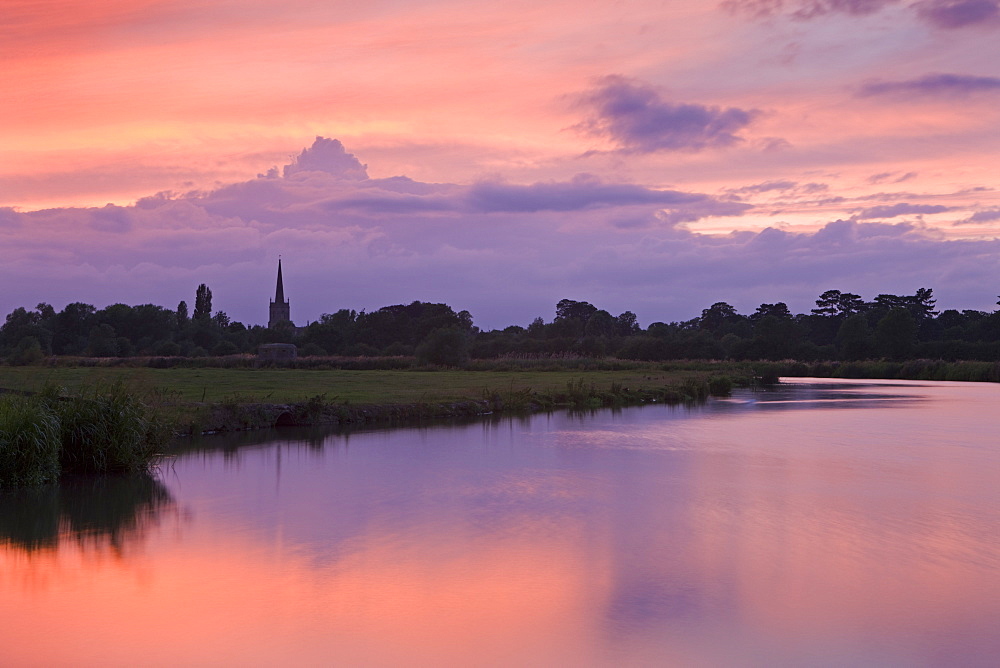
left=0, top=364, right=741, bottom=405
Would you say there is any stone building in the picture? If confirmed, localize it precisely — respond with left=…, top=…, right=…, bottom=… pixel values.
left=268, top=259, right=291, bottom=329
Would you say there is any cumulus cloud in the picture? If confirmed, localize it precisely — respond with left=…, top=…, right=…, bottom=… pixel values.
left=0, top=207, right=22, bottom=228
left=854, top=202, right=954, bottom=219
left=575, top=76, right=760, bottom=153
left=282, top=137, right=369, bottom=180
left=858, top=73, right=1000, bottom=97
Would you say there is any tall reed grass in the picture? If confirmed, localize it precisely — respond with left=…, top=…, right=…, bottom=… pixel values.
left=53, top=382, right=169, bottom=475
left=0, top=382, right=168, bottom=488
left=0, top=394, right=61, bottom=488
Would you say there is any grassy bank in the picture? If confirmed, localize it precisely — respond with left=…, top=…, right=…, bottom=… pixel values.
left=0, top=360, right=755, bottom=436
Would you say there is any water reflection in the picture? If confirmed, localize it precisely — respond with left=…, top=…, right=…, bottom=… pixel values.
left=2, top=379, right=1000, bottom=666
left=0, top=474, right=176, bottom=555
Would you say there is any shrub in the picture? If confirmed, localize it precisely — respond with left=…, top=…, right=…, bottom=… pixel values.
left=11, top=336, right=45, bottom=366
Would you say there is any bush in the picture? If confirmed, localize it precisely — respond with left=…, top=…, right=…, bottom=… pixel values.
left=299, top=342, right=327, bottom=357
left=10, top=336, right=45, bottom=366
left=382, top=342, right=414, bottom=357
left=0, top=394, right=61, bottom=488
left=211, top=340, right=240, bottom=356
left=154, top=341, right=181, bottom=356
left=415, top=328, right=470, bottom=367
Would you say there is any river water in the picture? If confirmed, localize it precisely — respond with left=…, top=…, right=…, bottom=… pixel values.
left=2, top=378, right=1000, bottom=667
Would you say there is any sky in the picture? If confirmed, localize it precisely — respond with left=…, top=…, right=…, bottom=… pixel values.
left=3, top=0, right=1000, bottom=329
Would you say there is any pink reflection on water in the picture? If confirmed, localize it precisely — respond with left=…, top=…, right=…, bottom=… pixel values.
left=2, top=379, right=1000, bottom=666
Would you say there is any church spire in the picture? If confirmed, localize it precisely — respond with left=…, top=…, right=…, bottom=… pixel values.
left=275, top=258, right=285, bottom=304
left=268, top=258, right=291, bottom=328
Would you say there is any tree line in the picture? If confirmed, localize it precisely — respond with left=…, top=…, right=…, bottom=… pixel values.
left=2, top=287, right=999, bottom=364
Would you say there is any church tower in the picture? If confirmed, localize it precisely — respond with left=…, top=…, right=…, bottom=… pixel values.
left=268, top=259, right=291, bottom=328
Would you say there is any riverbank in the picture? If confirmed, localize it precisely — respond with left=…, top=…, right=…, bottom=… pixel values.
left=753, top=358, right=1000, bottom=383
left=4, top=356, right=996, bottom=440
left=0, top=360, right=754, bottom=435
left=192, top=373, right=739, bottom=434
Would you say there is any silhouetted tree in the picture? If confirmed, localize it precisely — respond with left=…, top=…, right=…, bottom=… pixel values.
left=751, top=302, right=792, bottom=322
left=699, top=302, right=743, bottom=335
left=584, top=310, right=616, bottom=337
left=555, top=299, right=598, bottom=324
left=416, top=328, right=469, bottom=366
left=616, top=311, right=640, bottom=336
left=836, top=313, right=872, bottom=360
left=812, top=290, right=865, bottom=317
left=876, top=308, right=918, bottom=360
left=193, top=284, right=212, bottom=321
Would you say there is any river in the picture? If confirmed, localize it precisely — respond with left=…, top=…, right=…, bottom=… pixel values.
left=2, top=378, right=999, bottom=667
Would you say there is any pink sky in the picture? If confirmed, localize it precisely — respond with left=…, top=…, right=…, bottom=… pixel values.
left=3, top=0, right=1000, bottom=328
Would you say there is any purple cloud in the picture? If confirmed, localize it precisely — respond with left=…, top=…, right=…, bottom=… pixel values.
left=914, top=0, right=999, bottom=27
left=867, top=171, right=918, bottom=184
left=724, top=0, right=999, bottom=28
left=0, top=207, right=21, bottom=229
left=729, top=180, right=799, bottom=194
left=722, top=0, right=901, bottom=19
left=576, top=76, right=760, bottom=153
left=89, top=205, right=134, bottom=233
left=727, top=180, right=830, bottom=196
left=464, top=174, right=749, bottom=216
left=793, top=0, right=901, bottom=17
left=855, top=202, right=953, bottom=219
left=859, top=73, right=1000, bottom=97
left=955, top=208, right=1000, bottom=224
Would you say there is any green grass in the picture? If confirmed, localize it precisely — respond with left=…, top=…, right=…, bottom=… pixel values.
left=54, top=382, right=170, bottom=475
left=0, top=364, right=751, bottom=406
left=0, top=382, right=169, bottom=488
left=0, top=394, right=61, bottom=488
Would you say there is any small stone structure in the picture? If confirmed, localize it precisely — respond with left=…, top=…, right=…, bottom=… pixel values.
left=258, top=343, right=297, bottom=360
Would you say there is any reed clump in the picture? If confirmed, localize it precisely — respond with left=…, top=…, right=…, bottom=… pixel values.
left=53, top=382, right=170, bottom=475
left=0, top=394, right=62, bottom=488
left=0, top=382, right=168, bottom=489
